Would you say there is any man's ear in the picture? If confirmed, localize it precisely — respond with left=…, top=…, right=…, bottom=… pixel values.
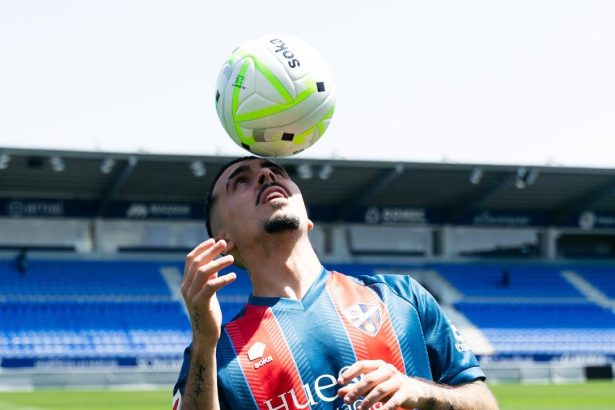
left=223, top=239, right=246, bottom=269
left=214, top=228, right=235, bottom=256
left=222, top=239, right=236, bottom=256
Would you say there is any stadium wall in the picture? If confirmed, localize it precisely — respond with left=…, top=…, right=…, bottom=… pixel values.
left=2, top=363, right=614, bottom=391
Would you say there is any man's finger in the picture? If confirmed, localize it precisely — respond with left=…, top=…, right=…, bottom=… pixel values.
left=358, top=377, right=398, bottom=410
left=184, top=240, right=226, bottom=289
left=341, top=365, right=392, bottom=403
left=187, top=255, right=234, bottom=299
left=190, top=240, right=227, bottom=270
left=196, top=272, right=237, bottom=299
left=186, top=238, right=215, bottom=264
left=338, top=360, right=383, bottom=385
left=378, top=390, right=407, bottom=410
left=183, top=239, right=215, bottom=280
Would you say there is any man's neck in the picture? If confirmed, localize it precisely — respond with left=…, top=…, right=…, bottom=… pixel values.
left=243, top=233, right=322, bottom=300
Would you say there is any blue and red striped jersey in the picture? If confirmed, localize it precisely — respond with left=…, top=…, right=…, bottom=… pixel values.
left=173, top=268, right=485, bottom=409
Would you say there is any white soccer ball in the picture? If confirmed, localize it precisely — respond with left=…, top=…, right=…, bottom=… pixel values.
left=215, top=35, right=335, bottom=157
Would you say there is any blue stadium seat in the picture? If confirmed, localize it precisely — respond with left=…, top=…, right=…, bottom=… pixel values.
left=571, top=265, right=615, bottom=298
left=431, top=263, right=584, bottom=298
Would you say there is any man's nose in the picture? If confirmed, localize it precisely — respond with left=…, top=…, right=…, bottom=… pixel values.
left=258, top=168, right=276, bottom=185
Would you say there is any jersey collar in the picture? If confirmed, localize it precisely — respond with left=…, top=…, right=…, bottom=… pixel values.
left=247, top=266, right=329, bottom=311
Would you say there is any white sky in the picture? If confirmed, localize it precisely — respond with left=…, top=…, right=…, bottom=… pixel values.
left=1, top=1, right=614, bottom=167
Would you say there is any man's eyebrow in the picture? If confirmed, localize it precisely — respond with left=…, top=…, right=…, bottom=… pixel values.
left=225, top=164, right=250, bottom=192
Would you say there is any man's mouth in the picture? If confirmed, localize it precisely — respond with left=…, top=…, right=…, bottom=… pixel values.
left=256, top=183, right=289, bottom=206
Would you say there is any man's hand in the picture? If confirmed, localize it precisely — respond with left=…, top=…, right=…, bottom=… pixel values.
left=181, top=238, right=236, bottom=347
left=180, top=239, right=237, bottom=410
left=337, top=360, right=498, bottom=410
left=337, top=359, right=429, bottom=409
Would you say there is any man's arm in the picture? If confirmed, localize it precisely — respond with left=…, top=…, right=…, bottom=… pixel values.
left=337, top=359, right=498, bottom=410
left=420, top=379, right=497, bottom=410
left=182, top=344, right=219, bottom=410
left=178, top=239, right=236, bottom=410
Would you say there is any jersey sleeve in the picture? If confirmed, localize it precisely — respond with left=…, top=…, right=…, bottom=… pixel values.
left=172, top=344, right=191, bottom=410
left=172, top=343, right=231, bottom=410
left=374, top=274, right=486, bottom=385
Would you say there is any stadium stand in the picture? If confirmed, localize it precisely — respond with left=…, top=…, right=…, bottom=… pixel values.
left=0, top=259, right=260, bottom=367
left=4, top=257, right=613, bottom=368
left=0, top=259, right=189, bottom=366
left=429, top=263, right=615, bottom=359
left=3, top=258, right=614, bottom=364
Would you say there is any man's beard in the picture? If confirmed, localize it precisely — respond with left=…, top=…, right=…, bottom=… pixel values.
left=263, top=214, right=300, bottom=234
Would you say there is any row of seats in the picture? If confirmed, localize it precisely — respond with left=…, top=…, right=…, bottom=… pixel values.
left=456, top=302, right=615, bottom=328
left=456, top=302, right=615, bottom=354
left=0, top=259, right=173, bottom=297
left=569, top=265, right=615, bottom=298
left=480, top=330, right=615, bottom=354
left=432, top=264, right=583, bottom=298
left=432, top=262, right=615, bottom=299
left=0, top=329, right=191, bottom=359
left=2, top=259, right=612, bottom=300
left=1, top=301, right=191, bottom=331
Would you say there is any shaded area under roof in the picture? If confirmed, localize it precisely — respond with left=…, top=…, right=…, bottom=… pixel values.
left=2, top=147, right=615, bottom=224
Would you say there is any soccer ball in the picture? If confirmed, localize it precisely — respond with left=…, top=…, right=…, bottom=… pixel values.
left=215, top=35, right=335, bottom=157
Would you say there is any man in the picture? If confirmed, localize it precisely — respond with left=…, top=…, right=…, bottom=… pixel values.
left=173, top=156, right=498, bottom=410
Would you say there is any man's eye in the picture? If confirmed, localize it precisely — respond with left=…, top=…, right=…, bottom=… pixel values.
left=235, top=176, right=248, bottom=185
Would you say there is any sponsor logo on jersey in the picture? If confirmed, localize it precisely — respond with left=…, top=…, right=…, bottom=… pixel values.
left=343, top=303, right=382, bottom=336
left=248, top=341, right=273, bottom=369
left=263, top=367, right=383, bottom=410
left=449, top=321, right=471, bottom=352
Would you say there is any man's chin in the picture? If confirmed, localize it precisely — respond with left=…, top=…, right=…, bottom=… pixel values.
left=263, top=214, right=301, bottom=234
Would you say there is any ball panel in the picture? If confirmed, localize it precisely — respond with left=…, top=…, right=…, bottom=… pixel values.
left=253, top=63, right=291, bottom=105
left=230, top=59, right=255, bottom=145
left=234, top=40, right=297, bottom=101
left=237, top=83, right=330, bottom=130
left=237, top=93, right=287, bottom=119
left=291, top=101, right=335, bottom=146
left=235, top=80, right=317, bottom=125
left=246, top=93, right=335, bottom=147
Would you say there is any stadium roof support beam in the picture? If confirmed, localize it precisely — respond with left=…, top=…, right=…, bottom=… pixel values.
left=553, top=177, right=615, bottom=224
left=336, top=164, right=405, bottom=221
left=447, top=173, right=516, bottom=223
left=97, top=156, right=138, bottom=217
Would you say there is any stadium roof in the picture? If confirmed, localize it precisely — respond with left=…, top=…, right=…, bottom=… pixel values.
left=2, top=147, right=615, bottom=225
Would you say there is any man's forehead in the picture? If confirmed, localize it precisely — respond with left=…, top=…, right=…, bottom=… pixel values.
left=213, top=158, right=282, bottom=193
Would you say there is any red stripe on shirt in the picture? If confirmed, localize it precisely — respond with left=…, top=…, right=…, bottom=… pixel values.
left=225, top=305, right=310, bottom=409
left=326, top=271, right=406, bottom=373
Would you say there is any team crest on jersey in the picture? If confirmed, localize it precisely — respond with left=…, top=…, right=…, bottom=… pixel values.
left=343, top=303, right=382, bottom=336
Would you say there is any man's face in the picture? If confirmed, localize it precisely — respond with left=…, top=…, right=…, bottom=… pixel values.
left=210, top=159, right=312, bottom=246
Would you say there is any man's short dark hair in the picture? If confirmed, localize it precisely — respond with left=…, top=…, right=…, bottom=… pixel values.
left=205, top=156, right=258, bottom=239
